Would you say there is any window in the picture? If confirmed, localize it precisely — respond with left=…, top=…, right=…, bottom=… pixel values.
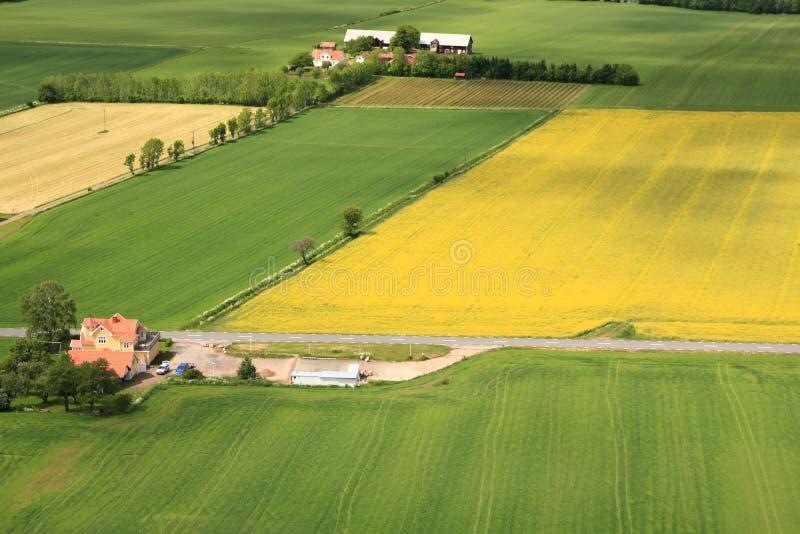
left=98, top=336, right=106, bottom=344
left=123, top=342, right=130, bottom=349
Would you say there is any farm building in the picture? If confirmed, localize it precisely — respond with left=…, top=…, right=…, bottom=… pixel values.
left=319, top=41, right=337, bottom=50
left=312, top=48, right=347, bottom=67
left=69, top=313, right=160, bottom=380
left=291, top=361, right=361, bottom=387
left=343, top=29, right=473, bottom=54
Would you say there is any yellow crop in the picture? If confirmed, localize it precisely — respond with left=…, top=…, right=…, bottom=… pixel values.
left=224, top=109, right=800, bottom=342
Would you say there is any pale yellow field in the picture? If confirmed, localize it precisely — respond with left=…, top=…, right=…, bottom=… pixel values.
left=0, top=103, right=245, bottom=213
left=225, top=109, right=800, bottom=342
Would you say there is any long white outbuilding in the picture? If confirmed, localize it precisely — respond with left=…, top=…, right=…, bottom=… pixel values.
left=291, top=363, right=360, bottom=387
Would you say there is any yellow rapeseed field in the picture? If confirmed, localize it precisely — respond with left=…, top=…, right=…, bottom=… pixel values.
left=0, top=103, right=245, bottom=213
left=225, top=109, right=800, bottom=342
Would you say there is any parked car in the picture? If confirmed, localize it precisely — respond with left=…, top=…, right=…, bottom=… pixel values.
left=174, top=362, right=196, bottom=376
left=156, top=361, right=170, bottom=375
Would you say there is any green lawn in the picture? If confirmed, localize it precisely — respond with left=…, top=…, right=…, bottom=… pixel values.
left=227, top=342, right=450, bottom=361
left=0, top=42, right=184, bottom=111
left=0, top=107, right=541, bottom=328
left=0, top=337, right=19, bottom=364
left=2, top=0, right=800, bottom=110
left=2, top=349, right=800, bottom=531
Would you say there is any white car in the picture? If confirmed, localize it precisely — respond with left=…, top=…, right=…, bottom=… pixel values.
left=156, top=361, right=170, bottom=375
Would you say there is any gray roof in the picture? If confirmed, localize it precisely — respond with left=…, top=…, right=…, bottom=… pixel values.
left=420, top=32, right=473, bottom=48
left=344, top=29, right=472, bottom=48
left=292, top=363, right=360, bottom=380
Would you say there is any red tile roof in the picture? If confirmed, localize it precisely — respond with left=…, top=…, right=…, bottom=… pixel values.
left=312, top=49, right=345, bottom=61
left=81, top=313, right=144, bottom=339
left=70, top=349, right=136, bottom=378
left=319, top=41, right=337, bottom=49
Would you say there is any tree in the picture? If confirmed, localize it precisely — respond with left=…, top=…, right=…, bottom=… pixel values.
left=341, top=206, right=363, bottom=238
left=124, top=153, right=136, bottom=175
left=237, top=356, right=257, bottom=380
left=77, top=359, right=120, bottom=413
left=0, top=392, right=10, bottom=412
left=227, top=117, right=239, bottom=139
left=3, top=338, right=50, bottom=396
left=291, top=236, right=317, bottom=265
left=45, top=356, right=78, bottom=411
left=139, top=137, right=165, bottom=169
left=217, top=123, right=227, bottom=143
left=289, top=51, right=314, bottom=69
left=390, top=25, right=421, bottom=53
left=209, top=127, right=219, bottom=145
left=183, top=368, right=204, bottom=380
left=19, top=281, right=76, bottom=344
left=344, top=35, right=375, bottom=55
left=237, top=108, right=253, bottom=135
left=166, top=139, right=185, bottom=162
left=254, top=108, right=267, bottom=129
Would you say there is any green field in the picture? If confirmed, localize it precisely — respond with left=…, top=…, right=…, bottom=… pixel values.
left=2, top=349, right=800, bottom=531
left=0, top=41, right=184, bottom=111
left=0, top=107, right=541, bottom=328
left=2, top=0, right=800, bottom=110
left=227, top=342, right=450, bottom=361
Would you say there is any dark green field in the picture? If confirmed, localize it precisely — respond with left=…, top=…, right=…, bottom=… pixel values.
left=0, top=42, right=184, bottom=110
left=2, top=0, right=800, bottom=110
left=0, top=107, right=541, bottom=328
left=2, top=349, right=800, bottom=532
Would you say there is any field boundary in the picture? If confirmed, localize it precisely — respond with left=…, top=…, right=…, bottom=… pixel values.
left=0, top=105, right=310, bottom=230
left=190, top=111, right=557, bottom=329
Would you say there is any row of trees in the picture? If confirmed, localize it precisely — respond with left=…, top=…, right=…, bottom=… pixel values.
left=632, top=0, right=800, bottom=14
left=366, top=50, right=639, bottom=85
left=37, top=64, right=377, bottom=107
left=1, top=282, right=129, bottom=413
left=123, top=138, right=184, bottom=175
left=209, top=107, right=268, bottom=145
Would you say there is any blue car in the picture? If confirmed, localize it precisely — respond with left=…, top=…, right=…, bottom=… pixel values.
left=174, top=362, right=195, bottom=376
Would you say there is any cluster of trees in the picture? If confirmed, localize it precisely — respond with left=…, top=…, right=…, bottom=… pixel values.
left=37, top=65, right=378, bottom=114
left=0, top=282, right=129, bottom=414
left=607, top=0, right=800, bottom=14
left=209, top=107, right=267, bottom=145
left=369, top=51, right=639, bottom=85
left=37, top=70, right=333, bottom=107
left=124, top=138, right=185, bottom=175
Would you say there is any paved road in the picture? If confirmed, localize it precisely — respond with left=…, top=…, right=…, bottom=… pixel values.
left=3, top=328, right=799, bottom=354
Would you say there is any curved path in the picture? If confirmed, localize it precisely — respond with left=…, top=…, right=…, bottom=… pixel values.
left=1, top=328, right=799, bottom=354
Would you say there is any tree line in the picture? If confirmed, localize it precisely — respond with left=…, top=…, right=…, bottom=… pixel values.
left=369, top=49, right=639, bottom=85
left=0, top=281, right=130, bottom=414
left=600, top=0, right=800, bottom=13
left=36, top=64, right=377, bottom=107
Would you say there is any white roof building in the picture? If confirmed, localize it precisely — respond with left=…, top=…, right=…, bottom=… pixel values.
left=291, top=363, right=360, bottom=387
left=344, top=29, right=473, bottom=53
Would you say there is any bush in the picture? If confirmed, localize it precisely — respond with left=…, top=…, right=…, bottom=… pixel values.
left=433, top=173, right=446, bottom=184
left=102, top=393, right=132, bottom=414
left=161, top=338, right=173, bottom=349
left=0, top=392, right=10, bottom=411
left=183, top=368, right=204, bottom=380
left=237, top=356, right=257, bottom=380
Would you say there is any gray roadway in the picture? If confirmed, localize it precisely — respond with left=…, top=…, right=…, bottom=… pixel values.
left=2, top=328, right=800, bottom=354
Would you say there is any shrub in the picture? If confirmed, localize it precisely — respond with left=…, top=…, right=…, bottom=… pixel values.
left=183, top=368, right=204, bottom=380
left=433, top=173, right=446, bottom=184
left=237, top=356, right=257, bottom=380
left=0, top=392, right=10, bottom=411
left=102, top=393, right=132, bottom=414
left=161, top=338, right=173, bottom=349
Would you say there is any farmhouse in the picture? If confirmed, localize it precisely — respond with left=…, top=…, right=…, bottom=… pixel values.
left=343, top=29, right=473, bottom=54
left=291, top=361, right=360, bottom=387
left=312, top=48, right=347, bottom=67
left=69, top=313, right=160, bottom=380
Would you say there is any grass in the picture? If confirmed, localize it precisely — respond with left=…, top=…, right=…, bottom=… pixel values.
left=0, top=337, right=19, bottom=364
left=0, top=41, right=184, bottom=111
left=227, top=342, right=449, bottom=361
left=0, top=107, right=541, bottom=328
left=2, top=1, right=800, bottom=110
left=0, top=102, right=249, bottom=213
left=336, top=77, right=587, bottom=110
left=225, top=109, right=800, bottom=343
left=2, top=349, right=800, bottom=531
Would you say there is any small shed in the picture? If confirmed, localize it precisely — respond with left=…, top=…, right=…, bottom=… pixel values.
left=292, top=363, right=360, bottom=387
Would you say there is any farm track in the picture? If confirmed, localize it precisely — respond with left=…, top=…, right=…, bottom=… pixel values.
left=336, top=77, right=586, bottom=110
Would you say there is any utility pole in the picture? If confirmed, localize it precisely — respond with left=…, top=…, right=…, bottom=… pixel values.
left=192, top=130, right=195, bottom=154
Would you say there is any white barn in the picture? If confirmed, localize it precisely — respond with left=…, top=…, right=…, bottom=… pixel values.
left=292, top=363, right=360, bottom=387
left=343, top=29, right=473, bottom=54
